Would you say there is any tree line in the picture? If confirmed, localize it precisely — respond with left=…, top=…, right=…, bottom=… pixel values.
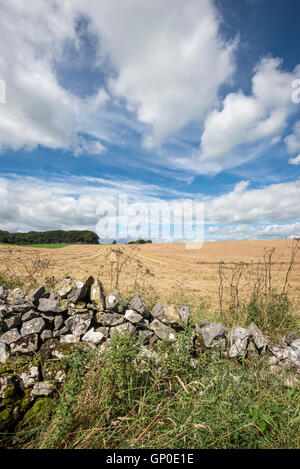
left=127, top=239, right=152, bottom=244
left=0, top=229, right=100, bottom=245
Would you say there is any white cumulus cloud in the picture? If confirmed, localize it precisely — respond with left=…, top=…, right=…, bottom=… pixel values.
left=200, top=57, right=300, bottom=161
left=0, top=0, right=237, bottom=155
left=205, top=178, right=300, bottom=224
left=285, top=121, right=300, bottom=156
left=78, top=0, right=237, bottom=146
left=289, top=154, right=300, bottom=165
left=0, top=0, right=108, bottom=155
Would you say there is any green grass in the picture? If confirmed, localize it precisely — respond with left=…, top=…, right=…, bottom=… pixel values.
left=0, top=243, right=70, bottom=249
left=4, top=331, right=299, bottom=450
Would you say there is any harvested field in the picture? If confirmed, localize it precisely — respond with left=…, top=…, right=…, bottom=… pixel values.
left=0, top=239, right=300, bottom=315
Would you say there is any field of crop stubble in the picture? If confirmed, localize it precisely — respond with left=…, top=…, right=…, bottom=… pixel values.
left=1, top=238, right=300, bottom=449
left=0, top=239, right=299, bottom=322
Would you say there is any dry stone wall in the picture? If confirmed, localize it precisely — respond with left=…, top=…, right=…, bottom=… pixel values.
left=0, top=276, right=300, bottom=409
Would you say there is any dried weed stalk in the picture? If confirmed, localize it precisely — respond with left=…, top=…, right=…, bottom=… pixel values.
left=217, top=239, right=299, bottom=333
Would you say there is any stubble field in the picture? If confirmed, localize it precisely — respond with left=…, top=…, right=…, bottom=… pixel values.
left=1, top=239, right=299, bottom=317
left=1, top=239, right=300, bottom=449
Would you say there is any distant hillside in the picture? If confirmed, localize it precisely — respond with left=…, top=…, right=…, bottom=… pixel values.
left=0, top=229, right=99, bottom=245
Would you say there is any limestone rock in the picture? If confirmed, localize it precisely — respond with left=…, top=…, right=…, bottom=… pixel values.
left=57, top=278, right=73, bottom=299
left=151, top=302, right=179, bottom=326
left=38, top=295, right=61, bottom=313
left=289, top=338, right=300, bottom=351
left=7, top=288, right=26, bottom=305
left=149, top=319, right=177, bottom=341
left=41, top=359, right=67, bottom=382
left=267, top=358, right=299, bottom=384
left=1, top=328, right=21, bottom=345
left=21, top=318, right=45, bottom=337
left=59, top=299, right=69, bottom=312
left=178, top=306, right=190, bottom=325
left=5, top=314, right=21, bottom=329
left=40, top=312, right=56, bottom=323
left=129, top=295, right=149, bottom=319
left=106, top=289, right=124, bottom=313
left=26, top=286, right=46, bottom=306
left=269, top=344, right=290, bottom=361
left=68, top=301, right=88, bottom=312
left=0, top=304, right=9, bottom=318
left=40, top=330, right=53, bottom=342
left=197, top=319, right=211, bottom=328
left=55, top=370, right=66, bottom=383
left=67, top=276, right=94, bottom=304
left=268, top=356, right=278, bottom=366
left=0, top=285, right=9, bottom=301
left=95, top=326, right=110, bottom=338
left=283, top=331, right=299, bottom=346
left=22, top=310, right=40, bottom=322
left=53, top=325, right=70, bottom=338
left=125, top=309, right=144, bottom=324
left=39, top=338, right=64, bottom=359
left=151, top=302, right=189, bottom=328
left=96, top=312, right=125, bottom=327
left=110, top=322, right=136, bottom=337
left=0, top=340, right=10, bottom=363
left=149, top=334, right=159, bottom=346
left=284, top=375, right=299, bottom=389
left=60, top=334, right=80, bottom=344
left=67, top=312, right=93, bottom=336
left=54, top=315, right=64, bottom=330
left=9, top=302, right=33, bottom=314
left=247, top=322, right=268, bottom=354
left=228, top=327, right=249, bottom=358
left=0, top=375, right=15, bottom=398
left=90, top=279, right=106, bottom=310
left=82, top=327, right=104, bottom=345
left=31, top=381, right=53, bottom=397
left=10, top=334, right=39, bottom=355
left=18, top=366, right=40, bottom=388
left=138, top=329, right=154, bottom=345
left=196, top=322, right=227, bottom=350
left=289, top=339, right=300, bottom=368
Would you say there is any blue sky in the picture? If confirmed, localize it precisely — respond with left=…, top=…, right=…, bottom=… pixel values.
left=0, top=0, right=300, bottom=242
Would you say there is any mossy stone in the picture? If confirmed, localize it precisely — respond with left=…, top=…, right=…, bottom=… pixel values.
left=0, top=407, right=11, bottom=431
left=18, top=398, right=53, bottom=430
left=0, top=355, right=40, bottom=376
left=39, top=338, right=75, bottom=359
left=41, top=359, right=67, bottom=382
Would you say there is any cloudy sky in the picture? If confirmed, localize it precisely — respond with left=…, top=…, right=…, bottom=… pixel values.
left=0, top=0, right=300, bottom=242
